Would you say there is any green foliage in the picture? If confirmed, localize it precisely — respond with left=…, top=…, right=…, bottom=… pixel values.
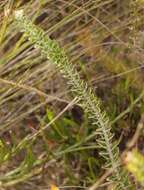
left=0, top=139, right=10, bottom=163
left=1, top=1, right=144, bottom=189
left=0, top=144, right=39, bottom=188
left=14, top=10, right=131, bottom=189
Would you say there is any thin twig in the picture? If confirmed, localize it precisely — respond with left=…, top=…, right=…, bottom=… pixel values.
left=0, top=77, right=69, bottom=103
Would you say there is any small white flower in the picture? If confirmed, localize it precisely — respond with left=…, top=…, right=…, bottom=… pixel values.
left=15, top=10, right=24, bottom=20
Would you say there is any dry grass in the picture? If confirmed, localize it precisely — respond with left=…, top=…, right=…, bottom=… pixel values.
left=0, top=0, right=144, bottom=189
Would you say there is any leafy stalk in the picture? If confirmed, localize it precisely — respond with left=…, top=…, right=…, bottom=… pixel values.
left=14, top=10, right=131, bottom=189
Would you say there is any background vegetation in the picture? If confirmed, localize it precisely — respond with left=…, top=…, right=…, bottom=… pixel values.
left=0, top=0, right=144, bottom=189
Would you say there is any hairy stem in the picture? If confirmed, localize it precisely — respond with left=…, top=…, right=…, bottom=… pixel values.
left=14, top=10, right=130, bottom=189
